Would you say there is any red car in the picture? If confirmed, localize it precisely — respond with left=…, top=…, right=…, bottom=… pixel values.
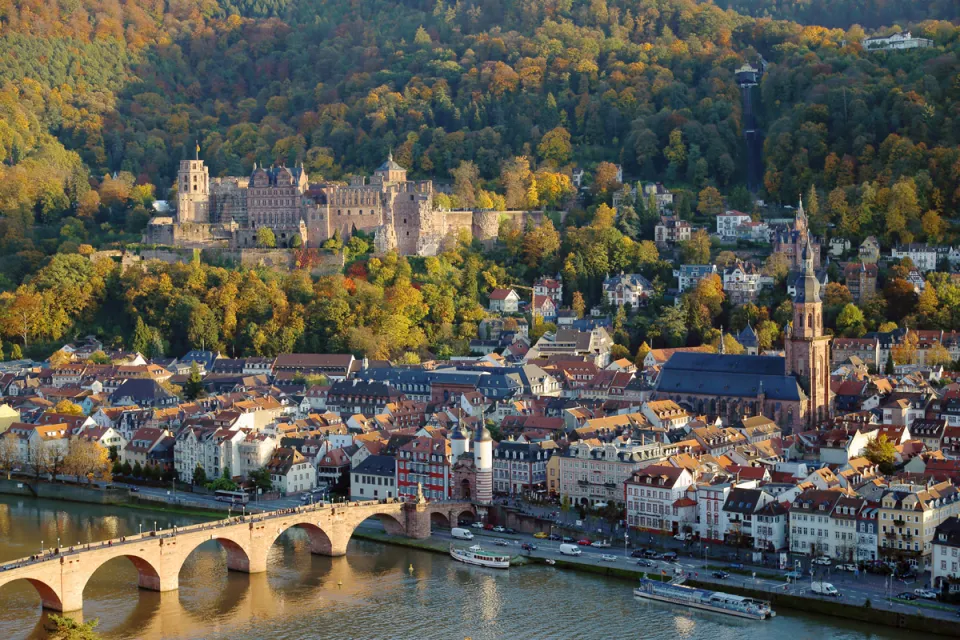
left=484, top=523, right=495, bottom=530
left=577, top=539, right=592, bottom=546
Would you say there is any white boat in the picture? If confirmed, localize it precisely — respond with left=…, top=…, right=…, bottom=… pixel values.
left=450, top=544, right=511, bottom=569
left=633, top=578, right=774, bottom=620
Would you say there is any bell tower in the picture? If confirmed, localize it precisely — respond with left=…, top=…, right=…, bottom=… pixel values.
left=785, top=237, right=831, bottom=426
left=177, top=147, right=210, bottom=223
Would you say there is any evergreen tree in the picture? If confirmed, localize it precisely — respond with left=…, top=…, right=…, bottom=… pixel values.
left=616, top=205, right=641, bottom=239
left=884, top=352, right=894, bottom=375
left=184, top=362, right=206, bottom=400
left=131, top=316, right=152, bottom=355
left=132, top=461, right=143, bottom=477
left=192, top=464, right=207, bottom=486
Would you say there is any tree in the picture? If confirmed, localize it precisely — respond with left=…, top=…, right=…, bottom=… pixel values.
left=132, top=461, right=143, bottom=478
left=862, top=435, right=897, bottom=474
left=927, top=343, right=953, bottom=368
left=49, top=350, right=72, bottom=367
left=592, top=162, right=620, bottom=196
left=450, top=161, right=480, bottom=208
left=184, top=362, right=205, bottom=400
left=28, top=440, right=51, bottom=480
left=131, top=316, right=152, bottom=355
left=538, top=127, right=572, bottom=166
left=680, top=229, right=711, bottom=264
left=0, top=432, right=18, bottom=479
left=572, top=291, right=586, bottom=319
left=521, top=219, right=560, bottom=267
left=696, top=186, right=724, bottom=216
left=47, top=614, right=103, bottom=640
left=635, top=342, right=651, bottom=367
left=53, top=400, right=84, bottom=416
left=192, top=464, right=207, bottom=486
left=616, top=205, right=641, bottom=239
left=256, top=226, right=276, bottom=248
left=763, top=252, right=790, bottom=284
left=884, top=352, right=894, bottom=375
left=1, top=287, right=43, bottom=348
left=64, top=439, right=112, bottom=484
left=836, top=304, right=866, bottom=337
left=249, top=467, right=273, bottom=492
left=663, top=129, right=686, bottom=171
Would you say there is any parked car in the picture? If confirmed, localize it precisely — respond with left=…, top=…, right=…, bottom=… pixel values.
left=837, top=564, right=857, bottom=572
left=642, top=549, right=660, bottom=558
left=577, top=539, right=592, bottom=546
left=521, top=543, right=537, bottom=551
left=661, top=551, right=678, bottom=561
left=548, top=534, right=562, bottom=541
left=636, top=559, right=656, bottom=567
left=895, top=592, right=917, bottom=601
left=601, top=554, right=617, bottom=562
left=484, top=524, right=495, bottom=531
left=471, top=522, right=484, bottom=529
left=812, top=556, right=832, bottom=566
left=562, top=536, right=575, bottom=543
left=493, top=526, right=506, bottom=533
left=591, top=540, right=611, bottom=548
left=784, top=570, right=802, bottom=580
left=631, top=550, right=646, bottom=558
left=129, top=487, right=139, bottom=493
left=504, top=528, right=517, bottom=534
left=729, top=563, right=744, bottom=570
left=494, top=538, right=509, bottom=546
left=711, top=571, right=730, bottom=579
left=915, top=589, right=939, bottom=600
left=673, top=533, right=692, bottom=541
left=534, top=532, right=548, bottom=539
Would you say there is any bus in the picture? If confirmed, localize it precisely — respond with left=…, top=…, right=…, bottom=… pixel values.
left=214, top=490, right=249, bottom=504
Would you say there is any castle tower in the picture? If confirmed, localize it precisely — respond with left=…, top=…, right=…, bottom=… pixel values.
left=373, top=152, right=408, bottom=184
left=451, top=424, right=470, bottom=459
left=784, top=237, right=831, bottom=427
left=473, top=424, right=493, bottom=504
left=177, top=153, right=210, bottom=223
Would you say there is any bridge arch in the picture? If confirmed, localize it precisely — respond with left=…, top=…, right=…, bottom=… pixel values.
left=429, top=511, right=451, bottom=529
left=176, top=533, right=253, bottom=574
left=80, top=552, right=165, bottom=594
left=268, top=521, right=336, bottom=557
left=0, top=576, right=63, bottom=611
left=453, top=506, right=476, bottom=526
left=366, top=511, right=406, bottom=536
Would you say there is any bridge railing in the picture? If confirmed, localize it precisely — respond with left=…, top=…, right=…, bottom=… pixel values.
left=0, top=496, right=427, bottom=574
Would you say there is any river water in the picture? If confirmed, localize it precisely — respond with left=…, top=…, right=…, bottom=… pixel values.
left=0, top=495, right=926, bottom=639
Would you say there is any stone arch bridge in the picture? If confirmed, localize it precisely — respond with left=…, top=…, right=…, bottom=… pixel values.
left=0, top=499, right=474, bottom=613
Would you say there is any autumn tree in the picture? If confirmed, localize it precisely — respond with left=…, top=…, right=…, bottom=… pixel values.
left=927, top=343, right=953, bottom=367
left=0, top=433, right=18, bottom=479
left=538, top=127, right=572, bottom=166
left=697, top=186, right=724, bottom=216
left=521, top=219, right=560, bottom=267
left=572, top=291, right=586, bottom=319
left=53, top=400, right=84, bottom=416
left=451, top=160, right=480, bottom=208
left=862, top=435, right=897, bottom=474
left=592, top=162, right=621, bottom=196
left=836, top=304, right=866, bottom=337
left=680, top=229, right=711, bottom=265
left=891, top=331, right=918, bottom=365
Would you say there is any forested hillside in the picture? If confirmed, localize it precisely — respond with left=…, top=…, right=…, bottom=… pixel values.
left=0, top=0, right=958, bottom=359
left=712, top=0, right=960, bottom=29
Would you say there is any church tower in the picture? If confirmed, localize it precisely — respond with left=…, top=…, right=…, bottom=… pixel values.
left=785, top=237, right=831, bottom=427
left=177, top=147, right=210, bottom=223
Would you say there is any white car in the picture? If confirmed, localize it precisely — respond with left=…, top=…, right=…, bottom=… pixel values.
left=591, top=540, right=611, bottom=548
left=673, top=533, right=692, bottom=541
left=471, top=522, right=484, bottom=529
left=914, top=588, right=939, bottom=600
left=601, top=554, right=617, bottom=562
left=837, top=564, right=857, bottom=572
left=812, top=557, right=832, bottom=566
left=493, top=526, right=506, bottom=533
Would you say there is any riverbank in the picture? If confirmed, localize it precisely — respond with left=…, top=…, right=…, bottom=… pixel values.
left=0, top=478, right=227, bottom=520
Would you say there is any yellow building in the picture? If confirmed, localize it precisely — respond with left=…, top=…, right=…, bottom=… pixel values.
left=879, top=481, right=960, bottom=570
left=0, top=404, right=20, bottom=434
left=546, top=454, right=561, bottom=497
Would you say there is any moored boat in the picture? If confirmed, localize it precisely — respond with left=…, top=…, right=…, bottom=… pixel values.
left=633, top=578, right=774, bottom=620
left=449, top=544, right=511, bottom=569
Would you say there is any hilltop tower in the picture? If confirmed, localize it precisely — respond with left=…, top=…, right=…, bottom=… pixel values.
left=177, top=155, right=210, bottom=223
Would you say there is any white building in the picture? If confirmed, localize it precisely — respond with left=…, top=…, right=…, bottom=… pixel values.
left=235, top=431, right=278, bottom=478
left=602, top=272, right=653, bottom=308
left=625, top=465, right=695, bottom=534
left=349, top=454, right=397, bottom=501
left=674, top=264, right=717, bottom=294
left=891, top=244, right=939, bottom=272
left=722, top=260, right=764, bottom=304
left=717, top=211, right=751, bottom=239
left=862, top=31, right=934, bottom=51
left=266, top=447, right=316, bottom=495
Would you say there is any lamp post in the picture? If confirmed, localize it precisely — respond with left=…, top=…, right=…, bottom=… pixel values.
left=703, top=545, right=708, bottom=569
left=139, top=524, right=142, bottom=536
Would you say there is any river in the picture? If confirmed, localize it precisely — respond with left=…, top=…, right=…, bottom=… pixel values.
left=0, top=495, right=928, bottom=639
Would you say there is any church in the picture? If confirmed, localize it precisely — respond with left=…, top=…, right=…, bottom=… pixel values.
left=654, top=240, right=830, bottom=432
left=773, top=197, right=821, bottom=269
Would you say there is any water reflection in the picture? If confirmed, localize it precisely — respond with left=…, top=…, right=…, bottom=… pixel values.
left=0, top=496, right=936, bottom=640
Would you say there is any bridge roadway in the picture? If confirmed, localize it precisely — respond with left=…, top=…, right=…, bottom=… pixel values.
left=0, top=498, right=474, bottom=613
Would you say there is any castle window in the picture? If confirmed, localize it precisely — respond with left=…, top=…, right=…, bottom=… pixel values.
left=403, top=218, right=407, bottom=224
left=410, top=195, right=415, bottom=201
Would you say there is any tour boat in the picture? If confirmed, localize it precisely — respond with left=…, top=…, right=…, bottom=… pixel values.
left=449, top=544, right=511, bottom=569
left=633, top=578, right=774, bottom=620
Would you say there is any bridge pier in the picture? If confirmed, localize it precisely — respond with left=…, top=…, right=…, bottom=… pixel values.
left=404, top=503, right=431, bottom=540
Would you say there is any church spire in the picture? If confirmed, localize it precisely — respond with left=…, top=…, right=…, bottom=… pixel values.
left=719, top=326, right=726, bottom=355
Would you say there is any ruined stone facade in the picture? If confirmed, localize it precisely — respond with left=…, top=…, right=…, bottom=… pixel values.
left=143, top=154, right=538, bottom=256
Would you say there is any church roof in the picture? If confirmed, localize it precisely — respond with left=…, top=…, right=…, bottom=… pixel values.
left=738, top=324, right=758, bottom=348
left=656, top=352, right=803, bottom=401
